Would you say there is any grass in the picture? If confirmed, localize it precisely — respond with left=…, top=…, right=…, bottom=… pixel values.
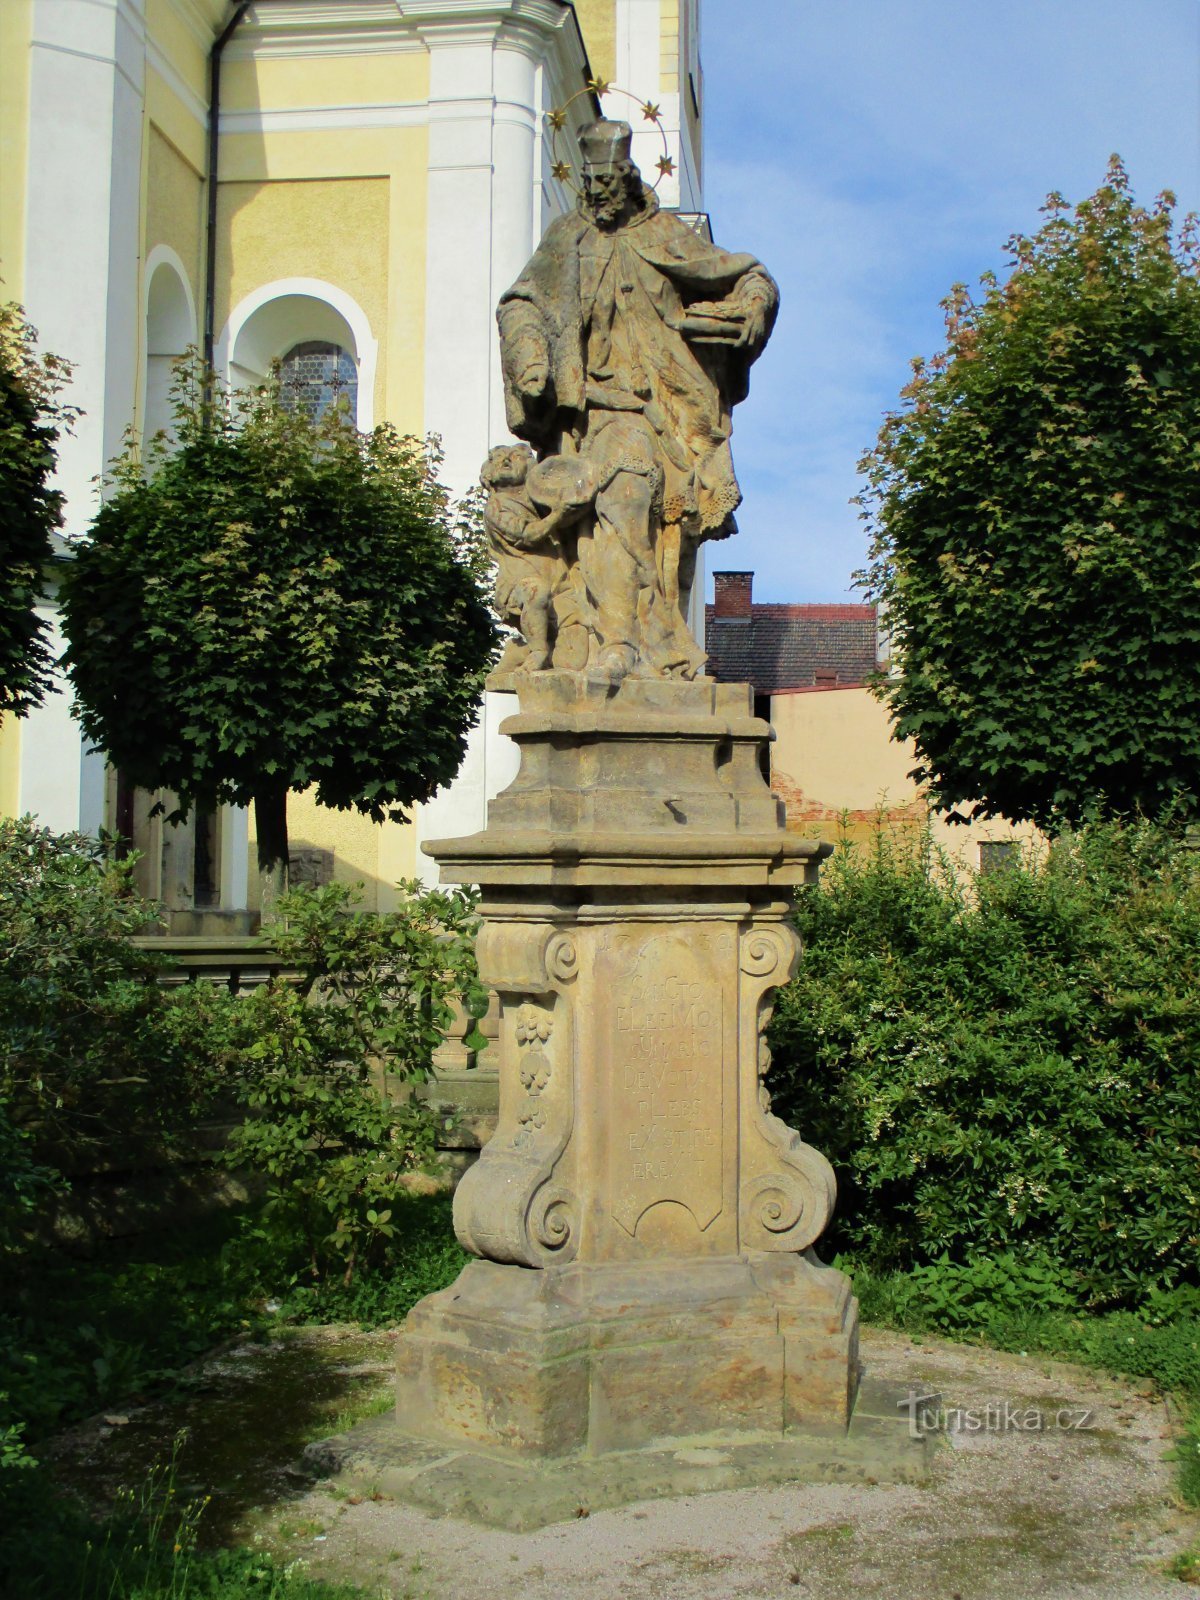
left=0, top=1434, right=379, bottom=1599
left=1, top=1193, right=464, bottom=1453
left=7, top=1196, right=1198, bottom=1593
left=0, top=1194, right=465, bottom=1600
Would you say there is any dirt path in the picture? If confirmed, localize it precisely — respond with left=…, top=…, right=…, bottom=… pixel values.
left=52, top=1325, right=1198, bottom=1599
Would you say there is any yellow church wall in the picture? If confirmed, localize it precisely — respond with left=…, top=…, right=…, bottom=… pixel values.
left=573, top=0, right=616, bottom=84
left=769, top=686, right=1035, bottom=866
left=660, top=0, right=679, bottom=92
left=145, top=125, right=205, bottom=301
left=0, top=716, right=21, bottom=818
left=245, top=795, right=419, bottom=913
left=214, top=174, right=391, bottom=418
left=145, top=67, right=208, bottom=178
left=220, top=127, right=422, bottom=188
left=146, top=0, right=211, bottom=107
left=221, top=51, right=429, bottom=117
left=0, top=0, right=32, bottom=296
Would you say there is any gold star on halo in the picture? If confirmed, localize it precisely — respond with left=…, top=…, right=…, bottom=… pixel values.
left=641, top=100, right=662, bottom=122
left=547, top=106, right=566, bottom=131
left=586, top=75, right=611, bottom=97
left=551, top=160, right=572, bottom=183
left=655, top=155, right=675, bottom=177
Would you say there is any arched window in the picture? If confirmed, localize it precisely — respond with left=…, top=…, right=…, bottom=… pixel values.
left=220, top=280, right=377, bottom=430
left=279, top=340, right=358, bottom=422
left=144, top=253, right=196, bottom=446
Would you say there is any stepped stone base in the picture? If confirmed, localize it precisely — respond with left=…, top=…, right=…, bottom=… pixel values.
left=393, top=1251, right=859, bottom=1458
left=309, top=1371, right=929, bottom=1532
left=390, top=672, right=870, bottom=1506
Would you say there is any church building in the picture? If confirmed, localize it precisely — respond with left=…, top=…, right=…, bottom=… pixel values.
left=0, top=0, right=706, bottom=925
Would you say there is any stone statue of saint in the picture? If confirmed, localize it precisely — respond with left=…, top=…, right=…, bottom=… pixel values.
left=488, top=117, right=778, bottom=682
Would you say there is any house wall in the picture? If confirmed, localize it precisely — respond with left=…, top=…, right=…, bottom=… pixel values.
left=769, top=686, right=1037, bottom=866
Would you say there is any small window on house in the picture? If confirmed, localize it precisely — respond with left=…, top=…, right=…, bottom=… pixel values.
left=814, top=669, right=838, bottom=687
left=979, top=840, right=1018, bottom=876
left=279, top=341, right=357, bottom=423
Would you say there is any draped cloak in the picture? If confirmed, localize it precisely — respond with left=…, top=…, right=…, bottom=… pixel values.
left=497, top=194, right=779, bottom=539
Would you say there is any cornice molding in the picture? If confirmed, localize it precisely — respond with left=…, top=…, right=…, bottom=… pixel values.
left=226, top=0, right=580, bottom=61
left=164, top=0, right=223, bottom=51
left=147, top=33, right=210, bottom=124
left=229, top=1, right=415, bottom=58
left=221, top=99, right=426, bottom=134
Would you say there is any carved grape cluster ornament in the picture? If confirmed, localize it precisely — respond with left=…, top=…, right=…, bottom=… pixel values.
left=514, top=1002, right=554, bottom=1145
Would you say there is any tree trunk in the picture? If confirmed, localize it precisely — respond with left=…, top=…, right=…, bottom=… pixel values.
left=254, top=783, right=290, bottom=918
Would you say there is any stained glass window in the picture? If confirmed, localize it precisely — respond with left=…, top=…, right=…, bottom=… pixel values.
left=279, top=340, right=358, bottom=422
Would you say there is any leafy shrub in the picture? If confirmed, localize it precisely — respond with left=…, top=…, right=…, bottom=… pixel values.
left=768, top=817, right=1200, bottom=1306
left=261, top=1189, right=467, bottom=1328
left=222, top=880, right=485, bottom=1291
left=1, top=835, right=478, bottom=1470
left=0, top=817, right=224, bottom=1251
left=0, top=301, right=76, bottom=716
left=848, top=1250, right=1079, bottom=1336
left=61, top=368, right=498, bottom=878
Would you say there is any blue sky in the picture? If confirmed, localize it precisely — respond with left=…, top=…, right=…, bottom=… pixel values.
left=701, top=0, right=1200, bottom=602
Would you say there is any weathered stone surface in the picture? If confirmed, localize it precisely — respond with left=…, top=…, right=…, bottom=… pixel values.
left=386, top=115, right=857, bottom=1475
left=314, top=1369, right=930, bottom=1532
left=423, top=676, right=836, bottom=1278
left=389, top=669, right=859, bottom=1456
left=394, top=1253, right=857, bottom=1458
left=486, top=118, right=778, bottom=684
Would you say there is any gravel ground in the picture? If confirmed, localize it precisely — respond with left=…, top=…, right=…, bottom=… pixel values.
left=236, top=1328, right=1198, bottom=1600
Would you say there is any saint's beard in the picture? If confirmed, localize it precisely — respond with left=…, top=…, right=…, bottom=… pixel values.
left=585, top=179, right=631, bottom=230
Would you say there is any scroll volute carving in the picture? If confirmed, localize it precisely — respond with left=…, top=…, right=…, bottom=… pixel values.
left=452, top=923, right=580, bottom=1268
left=737, top=924, right=836, bottom=1253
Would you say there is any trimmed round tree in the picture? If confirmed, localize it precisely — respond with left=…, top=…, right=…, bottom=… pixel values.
left=0, top=303, right=75, bottom=716
left=859, top=159, right=1200, bottom=830
left=61, top=377, right=498, bottom=882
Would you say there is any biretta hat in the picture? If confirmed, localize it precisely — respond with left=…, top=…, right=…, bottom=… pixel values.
left=578, top=119, right=633, bottom=169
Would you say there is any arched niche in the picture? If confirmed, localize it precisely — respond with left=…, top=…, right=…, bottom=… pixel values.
left=143, top=247, right=196, bottom=446
left=217, top=279, right=378, bottom=430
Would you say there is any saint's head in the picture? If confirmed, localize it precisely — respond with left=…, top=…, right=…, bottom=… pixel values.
left=579, top=119, right=646, bottom=230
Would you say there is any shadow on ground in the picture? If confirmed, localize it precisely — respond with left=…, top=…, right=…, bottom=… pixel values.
left=47, top=1326, right=394, bottom=1548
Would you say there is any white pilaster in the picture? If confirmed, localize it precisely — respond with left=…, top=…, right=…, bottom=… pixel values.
left=19, top=2, right=146, bottom=833
left=415, top=6, right=584, bottom=863
left=421, top=20, right=503, bottom=499
left=25, top=0, right=147, bottom=539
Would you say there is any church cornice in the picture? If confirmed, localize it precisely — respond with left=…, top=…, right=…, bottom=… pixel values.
left=225, top=0, right=582, bottom=62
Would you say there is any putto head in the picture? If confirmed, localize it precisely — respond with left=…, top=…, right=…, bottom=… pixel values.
left=482, top=443, right=535, bottom=489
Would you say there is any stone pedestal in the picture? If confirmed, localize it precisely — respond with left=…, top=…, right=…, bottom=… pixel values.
left=398, top=672, right=859, bottom=1457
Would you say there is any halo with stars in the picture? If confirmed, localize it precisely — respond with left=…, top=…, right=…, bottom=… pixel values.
left=547, top=78, right=675, bottom=197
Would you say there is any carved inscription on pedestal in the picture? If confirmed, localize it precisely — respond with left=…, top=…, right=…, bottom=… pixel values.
left=603, top=929, right=724, bottom=1237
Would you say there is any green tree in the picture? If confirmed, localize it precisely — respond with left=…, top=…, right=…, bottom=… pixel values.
left=859, top=158, right=1200, bottom=830
left=0, top=303, right=75, bottom=716
left=60, top=374, right=498, bottom=881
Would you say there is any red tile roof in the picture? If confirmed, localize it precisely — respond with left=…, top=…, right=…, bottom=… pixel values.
left=704, top=600, right=878, bottom=693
